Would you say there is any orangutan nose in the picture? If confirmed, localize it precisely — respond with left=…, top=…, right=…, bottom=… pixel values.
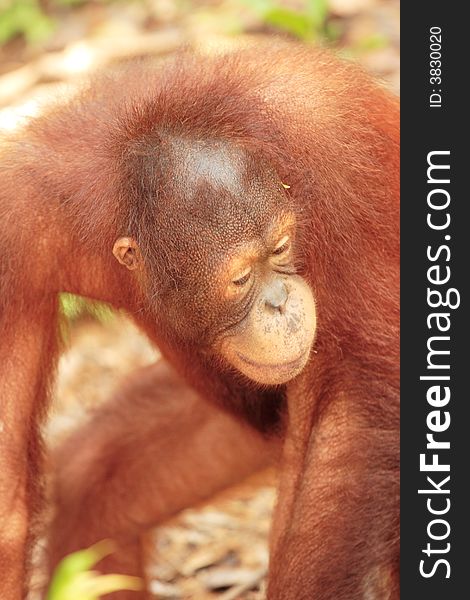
left=265, top=279, right=289, bottom=314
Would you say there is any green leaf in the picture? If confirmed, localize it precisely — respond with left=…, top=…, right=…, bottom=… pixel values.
left=59, top=292, right=115, bottom=323
left=305, top=0, right=328, bottom=29
left=46, top=541, right=143, bottom=600
left=264, top=7, right=315, bottom=41
left=239, top=0, right=330, bottom=42
left=0, top=0, right=54, bottom=45
left=355, top=32, right=389, bottom=51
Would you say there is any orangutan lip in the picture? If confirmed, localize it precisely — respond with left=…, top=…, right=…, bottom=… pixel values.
left=236, top=349, right=308, bottom=371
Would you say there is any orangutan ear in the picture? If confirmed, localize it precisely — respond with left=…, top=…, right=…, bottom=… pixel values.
left=112, top=237, right=141, bottom=270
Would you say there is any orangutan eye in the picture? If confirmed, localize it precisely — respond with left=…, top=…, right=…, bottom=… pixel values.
left=232, top=267, right=252, bottom=286
left=272, top=235, right=290, bottom=256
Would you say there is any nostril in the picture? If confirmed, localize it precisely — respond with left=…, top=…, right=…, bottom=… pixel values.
left=265, top=280, right=288, bottom=313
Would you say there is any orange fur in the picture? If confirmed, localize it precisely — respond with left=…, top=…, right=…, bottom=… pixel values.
left=0, top=43, right=399, bottom=599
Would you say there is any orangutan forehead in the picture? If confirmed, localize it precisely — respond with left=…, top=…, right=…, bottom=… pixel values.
left=164, top=135, right=279, bottom=198
left=151, top=134, right=291, bottom=244
left=170, top=138, right=246, bottom=195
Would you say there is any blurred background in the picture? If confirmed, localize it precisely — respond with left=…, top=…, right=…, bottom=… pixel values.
left=1, top=1, right=399, bottom=598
